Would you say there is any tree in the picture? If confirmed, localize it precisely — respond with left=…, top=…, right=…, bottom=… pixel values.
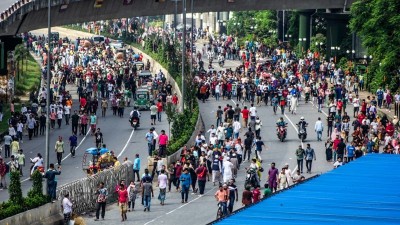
left=27, top=170, right=44, bottom=198
left=350, top=0, right=400, bottom=92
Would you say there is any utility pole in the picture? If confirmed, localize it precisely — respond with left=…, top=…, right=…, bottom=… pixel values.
left=45, top=0, right=51, bottom=193
left=181, top=0, right=186, bottom=112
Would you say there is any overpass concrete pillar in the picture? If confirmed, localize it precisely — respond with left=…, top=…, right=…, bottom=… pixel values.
left=322, top=13, right=350, bottom=61
left=298, top=11, right=311, bottom=55
left=195, top=13, right=201, bottom=30
left=203, top=13, right=209, bottom=32
left=209, top=12, right=216, bottom=34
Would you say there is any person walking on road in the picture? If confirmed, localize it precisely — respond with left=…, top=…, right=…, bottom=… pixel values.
left=145, top=129, right=155, bottom=156
left=150, top=102, right=157, bottom=125
left=227, top=179, right=238, bottom=214
left=195, top=162, right=208, bottom=195
left=158, top=130, right=168, bottom=158
left=55, top=136, right=64, bottom=165
left=133, top=154, right=141, bottom=182
left=157, top=169, right=168, bottom=205
left=214, top=184, right=229, bottom=216
left=315, top=117, right=324, bottom=141
left=179, top=168, right=192, bottom=203
left=44, top=163, right=61, bottom=202
left=71, top=111, right=79, bottom=134
left=127, top=181, right=138, bottom=211
left=68, top=132, right=78, bottom=158
left=3, top=133, right=12, bottom=158
left=101, top=98, right=108, bottom=117
left=118, top=183, right=128, bottom=221
left=241, top=186, right=252, bottom=206
left=95, top=182, right=108, bottom=221
left=296, top=145, right=305, bottom=173
left=142, top=177, right=154, bottom=212
left=268, top=162, right=279, bottom=193
left=305, top=144, right=316, bottom=173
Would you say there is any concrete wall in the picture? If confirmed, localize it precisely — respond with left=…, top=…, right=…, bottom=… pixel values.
left=0, top=202, right=63, bottom=225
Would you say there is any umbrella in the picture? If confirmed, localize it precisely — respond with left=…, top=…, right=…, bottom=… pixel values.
left=134, top=54, right=140, bottom=58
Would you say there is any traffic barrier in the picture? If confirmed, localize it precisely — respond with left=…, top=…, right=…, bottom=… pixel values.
left=56, top=161, right=133, bottom=214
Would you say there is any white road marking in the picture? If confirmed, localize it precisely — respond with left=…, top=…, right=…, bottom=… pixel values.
left=20, top=129, right=91, bottom=183
left=117, top=128, right=135, bottom=158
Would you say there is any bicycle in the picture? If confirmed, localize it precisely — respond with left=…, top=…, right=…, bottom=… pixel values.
left=216, top=202, right=223, bottom=219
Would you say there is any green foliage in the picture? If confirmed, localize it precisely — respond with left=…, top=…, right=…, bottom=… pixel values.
left=309, top=33, right=326, bottom=55
left=227, top=10, right=277, bottom=47
left=14, top=45, right=41, bottom=96
left=167, top=104, right=199, bottom=155
left=8, top=171, right=23, bottom=205
left=27, top=170, right=43, bottom=198
left=350, top=0, right=400, bottom=92
left=0, top=170, right=50, bottom=220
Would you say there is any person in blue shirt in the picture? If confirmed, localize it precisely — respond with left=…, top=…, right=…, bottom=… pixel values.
left=69, top=132, right=78, bottom=158
left=145, top=129, right=155, bottom=156
left=133, top=154, right=141, bottom=182
left=366, top=139, right=374, bottom=154
left=376, top=87, right=384, bottom=108
left=346, top=142, right=355, bottom=162
left=180, top=168, right=192, bottom=203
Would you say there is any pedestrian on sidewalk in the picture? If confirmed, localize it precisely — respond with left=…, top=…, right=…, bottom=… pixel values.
left=94, top=182, right=108, bottom=221
left=158, top=169, right=167, bottom=205
left=62, top=193, right=73, bottom=225
left=179, top=168, right=192, bottom=203
left=142, top=177, right=154, bottom=211
left=117, top=183, right=128, bottom=221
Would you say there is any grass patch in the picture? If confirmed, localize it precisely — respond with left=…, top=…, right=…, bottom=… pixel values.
left=15, top=53, right=41, bottom=96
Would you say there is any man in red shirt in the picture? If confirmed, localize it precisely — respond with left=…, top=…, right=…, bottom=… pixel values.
left=241, top=106, right=249, bottom=127
left=156, top=99, right=163, bottom=122
left=158, top=130, right=169, bottom=157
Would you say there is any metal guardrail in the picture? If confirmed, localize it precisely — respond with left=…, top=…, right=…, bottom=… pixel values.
left=56, top=161, right=133, bottom=214
left=395, top=102, right=400, bottom=119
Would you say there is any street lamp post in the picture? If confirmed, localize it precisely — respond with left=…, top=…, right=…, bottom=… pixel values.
left=331, top=46, right=340, bottom=63
left=298, top=37, right=306, bottom=55
left=45, top=0, right=51, bottom=194
left=364, top=54, right=373, bottom=91
left=181, top=0, right=186, bottom=112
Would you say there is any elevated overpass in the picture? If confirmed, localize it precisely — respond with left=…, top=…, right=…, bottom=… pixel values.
left=0, top=0, right=355, bottom=35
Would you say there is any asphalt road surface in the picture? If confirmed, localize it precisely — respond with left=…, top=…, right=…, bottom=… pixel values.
left=74, top=34, right=354, bottom=224
left=0, top=27, right=169, bottom=203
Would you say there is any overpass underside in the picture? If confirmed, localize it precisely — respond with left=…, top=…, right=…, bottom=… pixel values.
left=1, top=0, right=354, bottom=35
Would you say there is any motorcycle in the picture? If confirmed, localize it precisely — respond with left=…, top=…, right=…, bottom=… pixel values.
left=298, top=125, right=308, bottom=142
left=30, top=163, right=44, bottom=177
left=244, top=168, right=259, bottom=188
left=277, top=125, right=287, bottom=142
left=129, top=117, right=140, bottom=130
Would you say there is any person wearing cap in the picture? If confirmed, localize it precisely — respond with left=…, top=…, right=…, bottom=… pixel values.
left=179, top=168, right=192, bottom=203
left=211, top=155, right=222, bottom=186
left=222, top=157, right=233, bottom=183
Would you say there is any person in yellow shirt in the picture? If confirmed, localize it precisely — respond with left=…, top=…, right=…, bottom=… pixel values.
left=10, top=138, right=20, bottom=156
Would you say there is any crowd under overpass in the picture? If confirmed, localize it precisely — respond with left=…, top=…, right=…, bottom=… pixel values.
left=0, top=0, right=355, bottom=36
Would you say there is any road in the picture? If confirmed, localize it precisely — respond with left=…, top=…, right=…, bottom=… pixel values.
left=78, top=36, right=350, bottom=224
left=0, top=27, right=169, bottom=203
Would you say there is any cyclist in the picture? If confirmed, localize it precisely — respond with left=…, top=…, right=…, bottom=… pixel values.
left=214, top=184, right=229, bottom=216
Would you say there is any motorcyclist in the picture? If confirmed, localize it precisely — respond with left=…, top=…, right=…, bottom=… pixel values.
left=276, top=117, right=287, bottom=134
left=129, top=107, right=141, bottom=126
left=297, top=116, right=308, bottom=132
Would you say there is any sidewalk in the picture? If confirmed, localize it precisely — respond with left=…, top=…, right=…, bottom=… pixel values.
left=355, top=89, right=395, bottom=120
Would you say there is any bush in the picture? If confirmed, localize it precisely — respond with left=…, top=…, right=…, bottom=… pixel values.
left=8, top=171, right=23, bottom=205
left=27, top=170, right=43, bottom=198
left=0, top=204, right=23, bottom=219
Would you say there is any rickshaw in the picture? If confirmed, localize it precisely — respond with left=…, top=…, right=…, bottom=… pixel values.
left=82, top=147, right=116, bottom=175
left=133, top=88, right=153, bottom=110
left=132, top=61, right=145, bottom=72
left=137, top=70, right=153, bottom=87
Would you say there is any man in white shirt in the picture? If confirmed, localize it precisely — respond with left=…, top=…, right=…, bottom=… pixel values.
left=206, top=125, right=217, bottom=140
left=352, top=95, right=360, bottom=117
left=314, top=117, right=324, bottom=141
left=232, top=120, right=241, bottom=139
left=64, top=105, right=71, bottom=125
left=62, top=193, right=73, bottom=224
left=249, top=104, right=257, bottom=120
left=209, top=133, right=217, bottom=146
